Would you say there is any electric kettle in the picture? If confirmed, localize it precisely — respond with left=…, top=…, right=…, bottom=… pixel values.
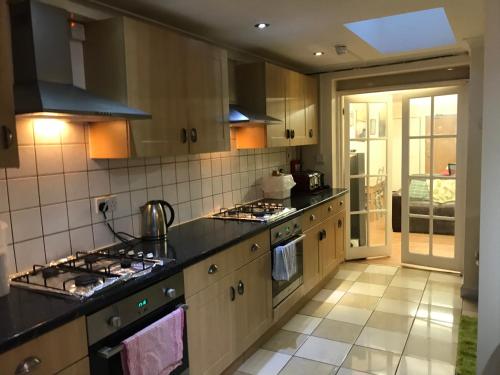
left=140, top=200, right=175, bottom=240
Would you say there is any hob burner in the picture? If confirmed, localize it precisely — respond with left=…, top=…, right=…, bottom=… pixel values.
left=74, top=274, right=99, bottom=287
left=41, top=267, right=59, bottom=279
left=84, top=254, right=100, bottom=265
left=120, top=259, right=132, bottom=268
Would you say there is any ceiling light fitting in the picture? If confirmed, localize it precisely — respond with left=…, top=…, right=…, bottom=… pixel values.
left=254, top=23, right=270, bottom=30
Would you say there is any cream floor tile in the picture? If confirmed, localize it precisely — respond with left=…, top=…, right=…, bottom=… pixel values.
left=421, top=290, right=462, bottom=309
left=404, top=336, right=458, bottom=365
left=357, top=272, right=394, bottom=285
left=428, top=272, right=462, bottom=285
left=396, top=268, right=430, bottom=279
left=326, top=305, right=373, bottom=326
left=237, top=349, right=291, bottom=375
left=364, top=264, right=399, bottom=275
left=383, top=286, right=423, bottom=303
left=396, top=355, right=455, bottom=375
left=299, top=300, right=335, bottom=318
left=278, top=357, right=337, bottom=375
left=416, top=304, right=462, bottom=325
left=338, top=293, right=380, bottom=310
left=410, top=319, right=459, bottom=343
left=312, top=319, right=363, bottom=344
left=261, top=330, right=308, bottom=355
left=349, top=282, right=387, bottom=297
left=324, top=278, right=354, bottom=292
left=366, top=311, right=414, bottom=333
left=425, top=280, right=461, bottom=294
left=342, top=346, right=400, bottom=375
left=294, top=336, right=351, bottom=366
left=334, top=269, right=362, bottom=281
left=282, top=314, right=322, bottom=335
left=355, top=326, right=408, bottom=354
left=340, top=262, right=368, bottom=272
left=390, top=276, right=427, bottom=290
left=312, top=289, right=345, bottom=304
left=375, top=298, right=418, bottom=317
left=336, top=368, right=372, bottom=375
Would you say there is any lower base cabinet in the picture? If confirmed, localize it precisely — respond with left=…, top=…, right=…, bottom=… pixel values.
left=320, top=216, right=336, bottom=277
left=56, top=357, right=90, bottom=375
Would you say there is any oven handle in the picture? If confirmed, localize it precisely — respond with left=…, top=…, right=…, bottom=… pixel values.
left=281, top=234, right=306, bottom=246
left=98, top=344, right=124, bottom=359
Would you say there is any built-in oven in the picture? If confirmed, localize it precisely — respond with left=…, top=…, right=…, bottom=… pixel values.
left=271, top=217, right=305, bottom=307
left=87, top=272, right=189, bottom=375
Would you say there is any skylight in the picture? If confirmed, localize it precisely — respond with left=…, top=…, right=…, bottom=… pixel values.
left=344, top=8, right=456, bottom=54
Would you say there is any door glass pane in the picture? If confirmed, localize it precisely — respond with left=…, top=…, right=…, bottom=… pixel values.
left=369, top=103, right=387, bottom=137
left=434, top=94, right=457, bottom=136
left=433, top=138, right=456, bottom=176
left=408, top=178, right=431, bottom=212
left=409, top=138, right=430, bottom=176
left=350, top=103, right=367, bottom=139
left=409, top=217, right=430, bottom=255
left=432, top=178, right=456, bottom=205
left=368, top=176, right=386, bottom=210
left=350, top=177, right=367, bottom=212
left=432, top=220, right=455, bottom=258
left=369, top=212, right=386, bottom=247
left=349, top=147, right=367, bottom=175
left=369, top=139, right=386, bottom=175
left=409, top=97, right=431, bottom=137
left=350, top=213, right=367, bottom=247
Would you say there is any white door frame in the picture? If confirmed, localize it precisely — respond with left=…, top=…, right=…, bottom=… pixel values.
left=401, top=86, right=466, bottom=272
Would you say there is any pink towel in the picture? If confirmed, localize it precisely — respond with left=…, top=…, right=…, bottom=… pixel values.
left=121, top=307, right=185, bottom=375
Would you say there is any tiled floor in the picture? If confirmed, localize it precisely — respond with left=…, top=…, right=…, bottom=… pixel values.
left=235, top=263, right=464, bottom=375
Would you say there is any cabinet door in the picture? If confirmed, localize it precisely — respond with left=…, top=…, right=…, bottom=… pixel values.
left=303, top=226, right=321, bottom=294
left=334, top=211, right=346, bottom=262
left=124, top=19, right=189, bottom=157
left=287, top=70, right=307, bottom=146
left=234, top=252, right=272, bottom=355
left=186, top=273, right=235, bottom=375
left=0, top=0, right=19, bottom=168
left=265, top=63, right=289, bottom=147
left=304, top=75, right=319, bottom=145
left=320, top=216, right=336, bottom=277
left=186, top=39, right=229, bottom=154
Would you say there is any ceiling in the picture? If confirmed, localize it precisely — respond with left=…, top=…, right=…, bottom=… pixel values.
left=90, top=0, right=484, bottom=73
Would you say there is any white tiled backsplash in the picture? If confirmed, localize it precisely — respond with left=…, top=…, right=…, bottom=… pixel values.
left=0, top=119, right=295, bottom=275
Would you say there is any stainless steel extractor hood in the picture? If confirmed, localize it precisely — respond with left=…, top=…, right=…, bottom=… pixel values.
left=9, top=0, right=151, bottom=121
left=229, top=104, right=280, bottom=124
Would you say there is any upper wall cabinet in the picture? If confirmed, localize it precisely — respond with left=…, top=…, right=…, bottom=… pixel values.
left=235, top=62, right=318, bottom=148
left=0, top=1, right=19, bottom=168
left=84, top=17, right=230, bottom=158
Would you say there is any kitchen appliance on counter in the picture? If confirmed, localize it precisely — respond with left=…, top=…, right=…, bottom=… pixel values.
left=141, top=200, right=175, bottom=240
left=271, top=216, right=304, bottom=307
left=211, top=199, right=296, bottom=222
left=292, top=170, right=325, bottom=192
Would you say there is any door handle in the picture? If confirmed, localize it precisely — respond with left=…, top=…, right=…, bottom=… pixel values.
left=181, top=128, right=188, bottom=144
left=1, top=125, right=13, bottom=149
left=286, top=129, right=291, bottom=139
left=190, top=128, right=198, bottom=143
left=291, top=129, right=295, bottom=139
left=319, top=229, right=327, bottom=240
left=308, top=129, right=313, bottom=138
left=230, top=286, right=236, bottom=301
left=97, top=344, right=124, bottom=360
left=208, top=264, right=219, bottom=274
left=251, top=243, right=261, bottom=252
left=237, top=280, right=245, bottom=295
left=15, top=356, right=42, bottom=374
left=338, top=219, right=343, bottom=228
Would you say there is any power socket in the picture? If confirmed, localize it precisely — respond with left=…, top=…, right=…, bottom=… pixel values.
left=94, top=195, right=118, bottom=214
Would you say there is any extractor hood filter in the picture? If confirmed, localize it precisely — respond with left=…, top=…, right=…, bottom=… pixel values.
left=229, top=104, right=280, bottom=124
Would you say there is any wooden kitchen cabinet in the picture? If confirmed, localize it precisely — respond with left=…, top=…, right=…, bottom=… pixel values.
left=287, top=70, right=307, bottom=146
left=304, top=75, right=319, bottom=145
left=319, top=215, right=337, bottom=277
left=85, top=16, right=229, bottom=158
left=334, top=210, right=346, bottom=261
left=264, top=63, right=288, bottom=147
left=303, top=224, right=321, bottom=294
left=56, top=357, right=90, bottom=375
left=0, top=0, right=19, bottom=168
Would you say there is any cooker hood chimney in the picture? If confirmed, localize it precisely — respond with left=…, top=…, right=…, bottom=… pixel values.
left=9, top=0, right=151, bottom=120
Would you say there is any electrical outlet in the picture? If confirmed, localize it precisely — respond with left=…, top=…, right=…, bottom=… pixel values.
left=94, top=195, right=118, bottom=214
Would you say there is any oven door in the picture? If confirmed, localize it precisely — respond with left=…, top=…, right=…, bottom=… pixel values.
left=88, top=296, right=189, bottom=375
left=271, top=234, right=305, bottom=307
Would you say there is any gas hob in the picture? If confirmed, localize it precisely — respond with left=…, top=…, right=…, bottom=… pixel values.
left=211, top=199, right=296, bottom=222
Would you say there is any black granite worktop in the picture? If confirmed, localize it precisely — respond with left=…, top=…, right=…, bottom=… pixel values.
left=0, top=187, right=347, bottom=353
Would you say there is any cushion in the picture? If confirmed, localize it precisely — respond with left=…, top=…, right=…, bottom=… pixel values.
left=409, top=179, right=430, bottom=201
left=433, top=179, right=456, bottom=204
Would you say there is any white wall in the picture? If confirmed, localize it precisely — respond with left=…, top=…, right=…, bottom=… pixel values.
left=478, top=0, right=500, bottom=372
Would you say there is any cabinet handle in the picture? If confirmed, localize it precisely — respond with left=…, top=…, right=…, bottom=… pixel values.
left=291, top=129, right=295, bottom=139
left=230, top=286, right=236, bottom=301
left=181, top=128, right=188, bottom=144
left=339, top=200, right=344, bottom=206
left=308, top=129, right=313, bottom=138
left=286, top=129, right=291, bottom=139
left=310, top=214, right=316, bottom=222
left=328, top=205, right=333, bottom=212
left=1, top=125, right=13, bottom=149
left=251, top=243, right=260, bottom=252
left=190, top=128, right=198, bottom=143
left=237, top=280, right=245, bottom=295
left=319, top=229, right=327, bottom=240
left=208, top=264, right=219, bottom=274
left=338, top=219, right=343, bottom=228
left=15, top=356, right=41, bottom=374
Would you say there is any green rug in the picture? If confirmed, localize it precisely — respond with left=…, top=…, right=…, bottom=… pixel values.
left=456, top=315, right=478, bottom=375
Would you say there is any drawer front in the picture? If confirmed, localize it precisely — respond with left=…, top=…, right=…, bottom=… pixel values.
left=324, top=196, right=346, bottom=217
left=235, top=231, right=270, bottom=269
left=184, top=248, right=236, bottom=298
left=0, top=318, right=88, bottom=375
left=301, top=204, right=325, bottom=231
left=56, top=357, right=90, bottom=375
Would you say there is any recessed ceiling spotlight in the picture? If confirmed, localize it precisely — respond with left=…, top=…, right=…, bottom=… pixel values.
left=313, top=51, right=324, bottom=56
left=447, top=67, right=454, bottom=71
left=254, top=23, right=270, bottom=30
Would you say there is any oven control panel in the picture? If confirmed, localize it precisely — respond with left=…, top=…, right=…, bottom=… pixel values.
left=86, top=272, right=184, bottom=346
left=270, top=217, right=302, bottom=246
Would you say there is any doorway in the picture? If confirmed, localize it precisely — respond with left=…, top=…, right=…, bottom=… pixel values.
left=343, top=85, right=465, bottom=272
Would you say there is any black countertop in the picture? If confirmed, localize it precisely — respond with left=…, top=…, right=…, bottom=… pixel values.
left=0, top=188, right=347, bottom=353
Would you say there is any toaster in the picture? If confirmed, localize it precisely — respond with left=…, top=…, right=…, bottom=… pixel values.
left=292, top=170, right=324, bottom=192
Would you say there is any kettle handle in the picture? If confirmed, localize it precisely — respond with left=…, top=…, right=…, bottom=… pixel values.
left=161, top=201, right=175, bottom=228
